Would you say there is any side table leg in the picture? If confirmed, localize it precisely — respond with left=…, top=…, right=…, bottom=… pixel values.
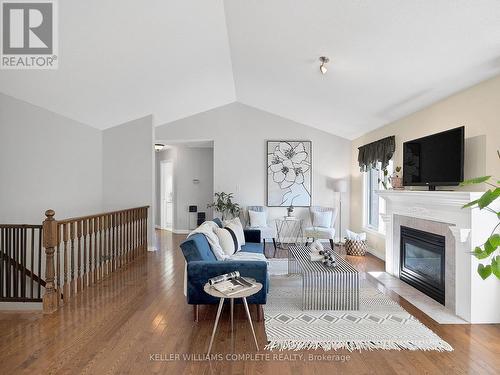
left=207, top=297, right=225, bottom=355
left=230, top=298, right=234, bottom=333
left=242, top=297, right=259, bottom=351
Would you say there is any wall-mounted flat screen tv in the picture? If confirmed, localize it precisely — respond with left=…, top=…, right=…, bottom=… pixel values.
left=403, top=126, right=464, bottom=190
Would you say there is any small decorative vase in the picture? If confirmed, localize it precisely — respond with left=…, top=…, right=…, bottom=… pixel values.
left=391, top=176, right=403, bottom=189
left=287, top=205, right=294, bottom=217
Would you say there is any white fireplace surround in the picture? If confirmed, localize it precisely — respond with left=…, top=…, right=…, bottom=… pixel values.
left=377, top=190, right=500, bottom=324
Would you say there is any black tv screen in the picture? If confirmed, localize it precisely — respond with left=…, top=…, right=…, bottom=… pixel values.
left=403, top=126, right=464, bottom=189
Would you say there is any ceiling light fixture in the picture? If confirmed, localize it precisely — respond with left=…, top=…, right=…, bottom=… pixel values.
left=154, top=143, right=165, bottom=152
left=319, top=56, right=330, bottom=74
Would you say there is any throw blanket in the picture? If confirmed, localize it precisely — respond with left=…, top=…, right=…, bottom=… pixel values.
left=187, top=221, right=227, bottom=260
left=229, top=251, right=267, bottom=262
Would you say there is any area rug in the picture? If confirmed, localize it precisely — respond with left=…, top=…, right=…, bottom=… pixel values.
left=263, top=276, right=453, bottom=352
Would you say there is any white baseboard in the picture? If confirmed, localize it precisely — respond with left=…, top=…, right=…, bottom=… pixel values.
left=367, top=247, right=385, bottom=261
left=172, top=229, right=190, bottom=234
left=148, top=246, right=157, bottom=252
left=0, top=302, right=43, bottom=311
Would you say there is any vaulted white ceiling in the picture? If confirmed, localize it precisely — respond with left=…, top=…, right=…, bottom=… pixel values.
left=1, top=1, right=499, bottom=139
left=224, top=0, right=500, bottom=139
left=0, top=0, right=236, bottom=129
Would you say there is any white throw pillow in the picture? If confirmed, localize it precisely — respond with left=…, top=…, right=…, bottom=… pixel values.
left=346, top=229, right=366, bottom=241
left=214, top=227, right=239, bottom=256
left=312, top=210, right=333, bottom=228
left=223, top=217, right=245, bottom=246
left=248, top=210, right=267, bottom=227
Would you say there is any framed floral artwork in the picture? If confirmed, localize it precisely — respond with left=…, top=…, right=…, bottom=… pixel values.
left=267, top=140, right=312, bottom=207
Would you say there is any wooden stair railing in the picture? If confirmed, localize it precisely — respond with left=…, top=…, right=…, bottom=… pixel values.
left=0, top=225, right=44, bottom=302
left=42, top=206, right=149, bottom=313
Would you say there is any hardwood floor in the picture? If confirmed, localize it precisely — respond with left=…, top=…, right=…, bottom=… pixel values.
left=0, top=230, right=499, bottom=374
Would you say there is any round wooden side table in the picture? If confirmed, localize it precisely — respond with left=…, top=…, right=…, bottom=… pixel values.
left=204, top=280, right=262, bottom=355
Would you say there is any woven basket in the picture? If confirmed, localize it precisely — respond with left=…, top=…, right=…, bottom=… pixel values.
left=345, top=239, right=367, bottom=256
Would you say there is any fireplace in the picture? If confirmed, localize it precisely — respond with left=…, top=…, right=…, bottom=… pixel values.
left=400, top=226, right=445, bottom=305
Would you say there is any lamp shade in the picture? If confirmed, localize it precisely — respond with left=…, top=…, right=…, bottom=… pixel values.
left=333, top=179, right=348, bottom=193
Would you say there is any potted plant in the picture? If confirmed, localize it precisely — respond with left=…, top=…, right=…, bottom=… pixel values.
left=461, top=151, right=499, bottom=280
left=207, top=192, right=240, bottom=220
left=378, top=168, right=389, bottom=189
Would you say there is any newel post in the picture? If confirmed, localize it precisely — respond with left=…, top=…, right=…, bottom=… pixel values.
left=43, top=209, right=58, bottom=314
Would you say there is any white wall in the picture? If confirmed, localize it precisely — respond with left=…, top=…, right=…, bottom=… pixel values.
left=155, top=146, right=214, bottom=232
left=0, top=93, right=102, bottom=224
left=155, top=102, right=352, bottom=234
left=350, top=74, right=500, bottom=257
left=102, top=115, right=155, bottom=247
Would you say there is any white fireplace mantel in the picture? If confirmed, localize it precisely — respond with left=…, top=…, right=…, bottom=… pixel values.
left=377, top=189, right=500, bottom=324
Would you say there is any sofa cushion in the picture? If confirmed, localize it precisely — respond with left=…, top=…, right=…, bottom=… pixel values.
left=224, top=217, right=246, bottom=246
left=180, top=233, right=217, bottom=262
left=241, top=242, right=264, bottom=254
left=214, top=227, right=239, bottom=255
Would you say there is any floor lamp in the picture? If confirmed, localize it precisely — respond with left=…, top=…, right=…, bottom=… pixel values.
left=334, top=179, right=347, bottom=244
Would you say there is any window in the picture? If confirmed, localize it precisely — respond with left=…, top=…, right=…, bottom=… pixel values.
left=366, top=167, right=380, bottom=229
left=363, top=161, right=392, bottom=233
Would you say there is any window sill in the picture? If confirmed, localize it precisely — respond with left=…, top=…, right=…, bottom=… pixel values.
left=362, top=226, right=386, bottom=239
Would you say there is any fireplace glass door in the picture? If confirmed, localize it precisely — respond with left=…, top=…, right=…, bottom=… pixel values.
left=400, top=226, right=445, bottom=305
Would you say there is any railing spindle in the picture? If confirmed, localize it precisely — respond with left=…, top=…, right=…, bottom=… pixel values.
left=21, top=227, right=26, bottom=298
left=1, top=228, right=4, bottom=298
left=13, top=228, right=18, bottom=298
left=56, top=226, right=60, bottom=303
left=70, top=222, right=75, bottom=295
left=128, top=211, right=132, bottom=263
left=106, top=215, right=111, bottom=276
left=83, top=219, right=88, bottom=290
left=30, top=228, right=34, bottom=298
left=88, top=218, right=93, bottom=286
left=38, top=228, right=42, bottom=299
left=99, top=216, right=104, bottom=280
left=6, top=229, right=11, bottom=298
left=112, top=214, right=116, bottom=272
left=77, top=220, right=82, bottom=292
left=63, top=223, right=69, bottom=303
left=94, top=217, right=99, bottom=284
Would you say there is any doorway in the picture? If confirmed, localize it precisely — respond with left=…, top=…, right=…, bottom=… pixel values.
left=160, top=161, right=173, bottom=230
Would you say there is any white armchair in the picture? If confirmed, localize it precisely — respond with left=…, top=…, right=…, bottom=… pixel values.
left=304, top=206, right=338, bottom=250
left=246, top=206, right=277, bottom=253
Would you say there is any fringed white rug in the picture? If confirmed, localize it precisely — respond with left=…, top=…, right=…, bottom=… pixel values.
left=264, top=276, right=453, bottom=352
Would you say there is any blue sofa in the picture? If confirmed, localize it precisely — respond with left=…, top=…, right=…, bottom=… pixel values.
left=180, top=218, right=269, bottom=320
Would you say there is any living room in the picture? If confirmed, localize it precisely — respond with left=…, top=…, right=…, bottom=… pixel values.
left=1, top=1, right=499, bottom=374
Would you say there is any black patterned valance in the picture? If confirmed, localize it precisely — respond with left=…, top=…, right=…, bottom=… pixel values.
left=358, top=136, right=395, bottom=172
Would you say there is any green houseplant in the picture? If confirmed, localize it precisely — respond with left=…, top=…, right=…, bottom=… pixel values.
left=207, top=192, right=240, bottom=220
left=461, top=151, right=500, bottom=280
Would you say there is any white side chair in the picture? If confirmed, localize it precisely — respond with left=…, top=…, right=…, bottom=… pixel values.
left=246, top=206, right=277, bottom=255
left=304, top=206, right=338, bottom=250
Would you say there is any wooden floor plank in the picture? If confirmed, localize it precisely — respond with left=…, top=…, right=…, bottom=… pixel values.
left=0, top=230, right=499, bottom=374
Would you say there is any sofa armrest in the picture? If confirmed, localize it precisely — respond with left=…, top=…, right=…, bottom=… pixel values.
left=186, top=260, right=268, bottom=305
left=244, top=229, right=261, bottom=243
